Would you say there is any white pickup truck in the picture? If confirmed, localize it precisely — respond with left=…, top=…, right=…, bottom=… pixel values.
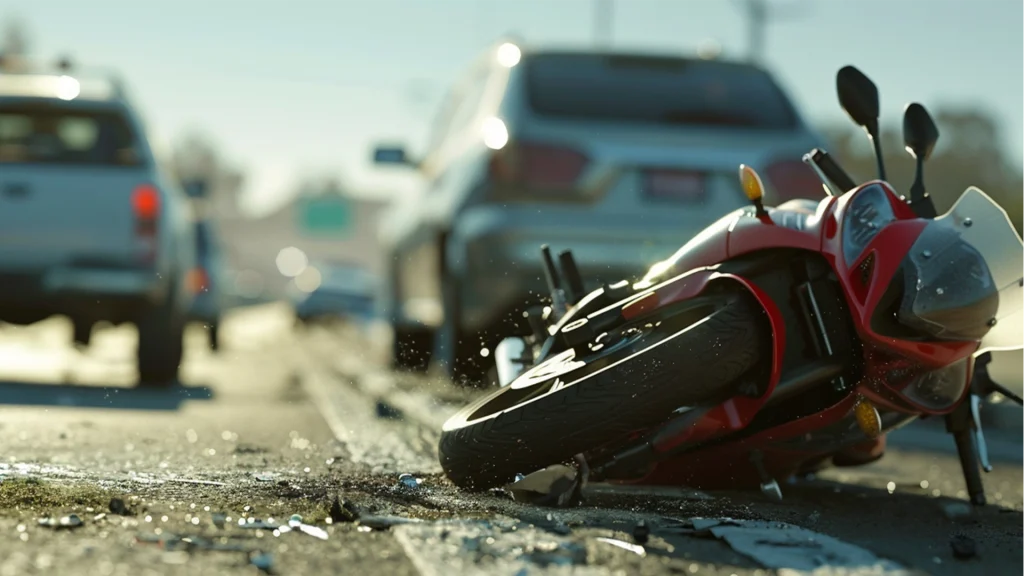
left=0, top=67, right=198, bottom=385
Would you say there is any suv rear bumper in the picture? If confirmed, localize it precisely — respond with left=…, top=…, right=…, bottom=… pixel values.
left=453, top=234, right=677, bottom=334
left=0, top=268, right=167, bottom=324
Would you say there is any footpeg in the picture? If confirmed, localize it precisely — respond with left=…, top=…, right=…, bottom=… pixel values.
left=750, top=450, right=783, bottom=500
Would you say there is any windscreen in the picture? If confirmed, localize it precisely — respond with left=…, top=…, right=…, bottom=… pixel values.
left=524, top=54, right=800, bottom=130
left=0, top=102, right=142, bottom=166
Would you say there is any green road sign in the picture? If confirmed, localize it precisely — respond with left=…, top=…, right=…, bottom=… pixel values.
left=298, top=196, right=352, bottom=237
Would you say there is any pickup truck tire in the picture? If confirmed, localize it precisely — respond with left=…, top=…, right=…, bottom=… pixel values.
left=72, top=320, right=92, bottom=348
left=137, top=297, right=185, bottom=387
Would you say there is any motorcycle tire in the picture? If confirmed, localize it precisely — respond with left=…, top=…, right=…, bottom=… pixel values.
left=438, top=290, right=768, bottom=491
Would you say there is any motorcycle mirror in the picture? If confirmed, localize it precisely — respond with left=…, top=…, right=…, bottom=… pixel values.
left=902, top=103, right=939, bottom=218
left=902, top=103, right=939, bottom=162
left=836, top=65, right=886, bottom=181
left=836, top=66, right=880, bottom=128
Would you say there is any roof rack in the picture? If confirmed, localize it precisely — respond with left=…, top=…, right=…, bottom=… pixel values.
left=0, top=54, right=129, bottom=101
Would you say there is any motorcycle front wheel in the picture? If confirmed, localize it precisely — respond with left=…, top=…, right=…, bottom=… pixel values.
left=438, top=289, right=769, bottom=491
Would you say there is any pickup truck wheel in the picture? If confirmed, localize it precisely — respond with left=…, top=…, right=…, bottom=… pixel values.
left=137, top=300, right=185, bottom=387
left=72, top=320, right=93, bottom=348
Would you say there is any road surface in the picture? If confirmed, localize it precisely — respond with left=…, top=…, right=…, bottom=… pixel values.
left=0, top=305, right=1020, bottom=575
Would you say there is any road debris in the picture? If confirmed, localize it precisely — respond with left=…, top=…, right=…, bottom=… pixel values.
left=632, top=520, right=650, bottom=544
left=949, top=532, right=978, bottom=559
left=595, top=537, right=646, bottom=557
left=397, top=473, right=423, bottom=489
left=507, top=463, right=584, bottom=507
left=38, top=514, right=83, bottom=530
left=687, top=518, right=910, bottom=575
left=356, top=515, right=425, bottom=531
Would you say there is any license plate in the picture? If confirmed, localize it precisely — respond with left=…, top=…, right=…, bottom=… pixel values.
left=643, top=170, right=706, bottom=202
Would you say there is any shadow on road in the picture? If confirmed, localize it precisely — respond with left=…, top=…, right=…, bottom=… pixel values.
left=0, top=379, right=214, bottom=411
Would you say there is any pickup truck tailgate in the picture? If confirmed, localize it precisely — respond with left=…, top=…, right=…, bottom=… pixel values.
left=0, top=166, right=152, bottom=271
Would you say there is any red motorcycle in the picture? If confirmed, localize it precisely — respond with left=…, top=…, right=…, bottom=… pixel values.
left=438, top=65, right=1023, bottom=506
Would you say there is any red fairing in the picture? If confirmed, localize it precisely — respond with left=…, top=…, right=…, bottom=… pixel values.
left=661, top=196, right=834, bottom=276
left=621, top=269, right=787, bottom=452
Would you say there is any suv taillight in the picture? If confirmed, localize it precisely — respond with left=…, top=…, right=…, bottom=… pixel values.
left=764, top=159, right=826, bottom=203
left=489, top=141, right=590, bottom=197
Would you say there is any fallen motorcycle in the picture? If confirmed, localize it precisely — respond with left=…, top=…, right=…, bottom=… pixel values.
left=438, top=65, right=1023, bottom=506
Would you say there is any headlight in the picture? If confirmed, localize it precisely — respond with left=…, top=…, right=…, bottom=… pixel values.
left=842, top=184, right=898, bottom=264
left=898, top=358, right=970, bottom=411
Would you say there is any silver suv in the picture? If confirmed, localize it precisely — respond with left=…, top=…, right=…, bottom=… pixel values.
left=373, top=42, right=826, bottom=383
left=0, top=62, right=197, bottom=385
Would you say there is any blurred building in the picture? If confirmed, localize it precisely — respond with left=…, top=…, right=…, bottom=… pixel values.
left=214, top=186, right=389, bottom=301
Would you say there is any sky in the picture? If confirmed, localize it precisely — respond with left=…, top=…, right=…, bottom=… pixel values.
left=4, top=0, right=1022, bottom=214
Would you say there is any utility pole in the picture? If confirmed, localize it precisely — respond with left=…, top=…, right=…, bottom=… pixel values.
left=594, top=0, right=613, bottom=48
left=733, top=0, right=812, bottom=65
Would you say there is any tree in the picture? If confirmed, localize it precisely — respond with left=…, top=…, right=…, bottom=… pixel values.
left=822, top=107, right=1023, bottom=234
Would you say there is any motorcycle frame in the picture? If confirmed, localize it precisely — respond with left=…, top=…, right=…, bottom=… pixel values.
left=587, top=180, right=981, bottom=489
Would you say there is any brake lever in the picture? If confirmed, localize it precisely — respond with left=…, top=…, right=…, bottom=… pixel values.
left=969, top=394, right=993, bottom=472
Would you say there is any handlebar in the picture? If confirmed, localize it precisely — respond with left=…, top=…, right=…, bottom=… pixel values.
left=803, top=148, right=857, bottom=194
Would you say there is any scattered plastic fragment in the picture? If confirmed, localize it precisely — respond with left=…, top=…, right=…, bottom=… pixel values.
left=523, top=540, right=587, bottom=567
left=690, top=518, right=907, bottom=573
left=255, top=472, right=279, bottom=482
left=38, top=514, right=83, bottom=530
left=507, top=464, right=583, bottom=507
left=398, top=473, right=422, bottom=489
left=596, top=537, right=646, bottom=557
left=356, top=515, right=424, bottom=531
left=949, top=533, right=978, bottom=559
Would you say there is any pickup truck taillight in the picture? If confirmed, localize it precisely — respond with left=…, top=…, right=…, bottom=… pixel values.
left=132, top=184, right=159, bottom=261
left=488, top=141, right=590, bottom=200
left=764, top=159, right=826, bottom=203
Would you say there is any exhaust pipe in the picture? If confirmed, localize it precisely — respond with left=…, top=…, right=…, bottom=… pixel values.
left=494, top=336, right=529, bottom=387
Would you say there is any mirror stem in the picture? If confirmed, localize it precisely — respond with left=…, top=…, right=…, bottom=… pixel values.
left=907, top=159, right=937, bottom=218
left=866, top=120, right=887, bottom=181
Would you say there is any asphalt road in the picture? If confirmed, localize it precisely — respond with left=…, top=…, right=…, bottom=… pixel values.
left=0, top=305, right=1020, bottom=576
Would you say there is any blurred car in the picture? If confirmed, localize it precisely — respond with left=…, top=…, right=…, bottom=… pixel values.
left=372, top=41, right=828, bottom=382
left=187, top=218, right=229, bottom=350
left=291, top=262, right=377, bottom=324
left=0, top=61, right=198, bottom=385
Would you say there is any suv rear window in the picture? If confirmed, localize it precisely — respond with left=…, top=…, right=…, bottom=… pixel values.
left=0, top=103, right=143, bottom=166
left=524, top=53, right=799, bottom=130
